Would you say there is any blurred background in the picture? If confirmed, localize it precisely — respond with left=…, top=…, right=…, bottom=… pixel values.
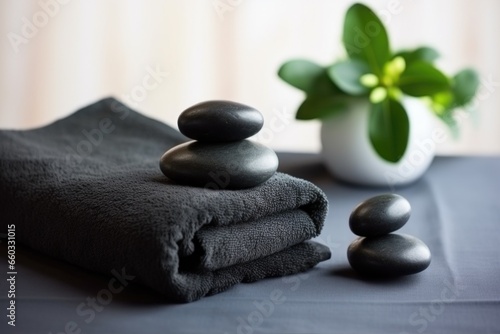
left=0, top=0, right=499, bottom=154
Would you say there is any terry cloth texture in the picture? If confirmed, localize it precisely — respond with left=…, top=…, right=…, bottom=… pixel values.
left=0, top=98, right=331, bottom=302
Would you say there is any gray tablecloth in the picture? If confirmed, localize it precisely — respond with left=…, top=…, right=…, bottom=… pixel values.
left=1, top=154, right=499, bottom=334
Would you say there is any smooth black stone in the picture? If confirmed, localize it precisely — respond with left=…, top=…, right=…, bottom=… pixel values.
left=347, top=234, right=431, bottom=277
left=178, top=100, right=264, bottom=142
left=159, top=140, right=278, bottom=189
left=349, top=194, right=411, bottom=237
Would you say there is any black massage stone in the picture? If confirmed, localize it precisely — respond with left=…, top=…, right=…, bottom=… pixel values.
left=347, top=233, right=431, bottom=277
left=160, top=140, right=278, bottom=189
left=349, top=193, right=411, bottom=237
left=178, top=100, right=264, bottom=142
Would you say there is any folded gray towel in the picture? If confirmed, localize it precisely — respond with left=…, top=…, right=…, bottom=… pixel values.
left=0, top=98, right=330, bottom=302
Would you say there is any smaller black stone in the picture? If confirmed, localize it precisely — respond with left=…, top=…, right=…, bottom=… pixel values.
left=349, top=194, right=411, bottom=237
left=178, top=100, right=264, bottom=142
left=159, top=140, right=278, bottom=189
left=347, top=233, right=431, bottom=277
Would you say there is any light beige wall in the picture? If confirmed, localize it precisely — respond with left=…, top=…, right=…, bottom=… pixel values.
left=1, top=0, right=499, bottom=154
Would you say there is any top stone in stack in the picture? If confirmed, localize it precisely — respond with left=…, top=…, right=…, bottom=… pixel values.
left=349, top=194, right=411, bottom=237
left=160, top=100, right=279, bottom=189
left=178, top=100, right=264, bottom=142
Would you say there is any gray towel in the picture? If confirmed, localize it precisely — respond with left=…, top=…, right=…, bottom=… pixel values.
left=0, top=98, right=330, bottom=302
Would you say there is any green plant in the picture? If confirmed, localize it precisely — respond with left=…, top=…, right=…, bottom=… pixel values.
left=278, top=3, right=479, bottom=163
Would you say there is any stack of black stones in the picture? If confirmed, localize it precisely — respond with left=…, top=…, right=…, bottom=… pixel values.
left=160, top=100, right=279, bottom=190
left=347, top=194, right=432, bottom=277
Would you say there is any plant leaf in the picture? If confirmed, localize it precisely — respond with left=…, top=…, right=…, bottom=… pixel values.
left=296, top=95, right=347, bottom=120
left=278, top=59, right=339, bottom=94
left=327, top=59, right=371, bottom=95
left=436, top=109, right=459, bottom=138
left=452, top=68, right=479, bottom=107
left=369, top=98, right=409, bottom=163
left=277, top=59, right=322, bottom=92
left=394, top=47, right=439, bottom=65
left=431, top=69, right=479, bottom=137
left=399, top=61, right=450, bottom=97
left=342, top=3, right=390, bottom=76
left=311, top=69, right=344, bottom=96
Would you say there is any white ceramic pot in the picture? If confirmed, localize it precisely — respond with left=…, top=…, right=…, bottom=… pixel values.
left=320, top=97, right=437, bottom=187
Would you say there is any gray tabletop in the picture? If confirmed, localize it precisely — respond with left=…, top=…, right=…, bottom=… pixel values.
left=1, top=154, right=500, bottom=334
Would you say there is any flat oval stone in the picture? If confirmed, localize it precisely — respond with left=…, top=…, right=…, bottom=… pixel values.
left=178, top=100, right=264, bottom=142
left=349, top=194, right=411, bottom=237
left=347, top=234, right=431, bottom=277
left=160, top=140, right=278, bottom=189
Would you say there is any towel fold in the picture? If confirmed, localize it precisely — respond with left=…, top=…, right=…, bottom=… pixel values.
left=0, top=98, right=330, bottom=302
